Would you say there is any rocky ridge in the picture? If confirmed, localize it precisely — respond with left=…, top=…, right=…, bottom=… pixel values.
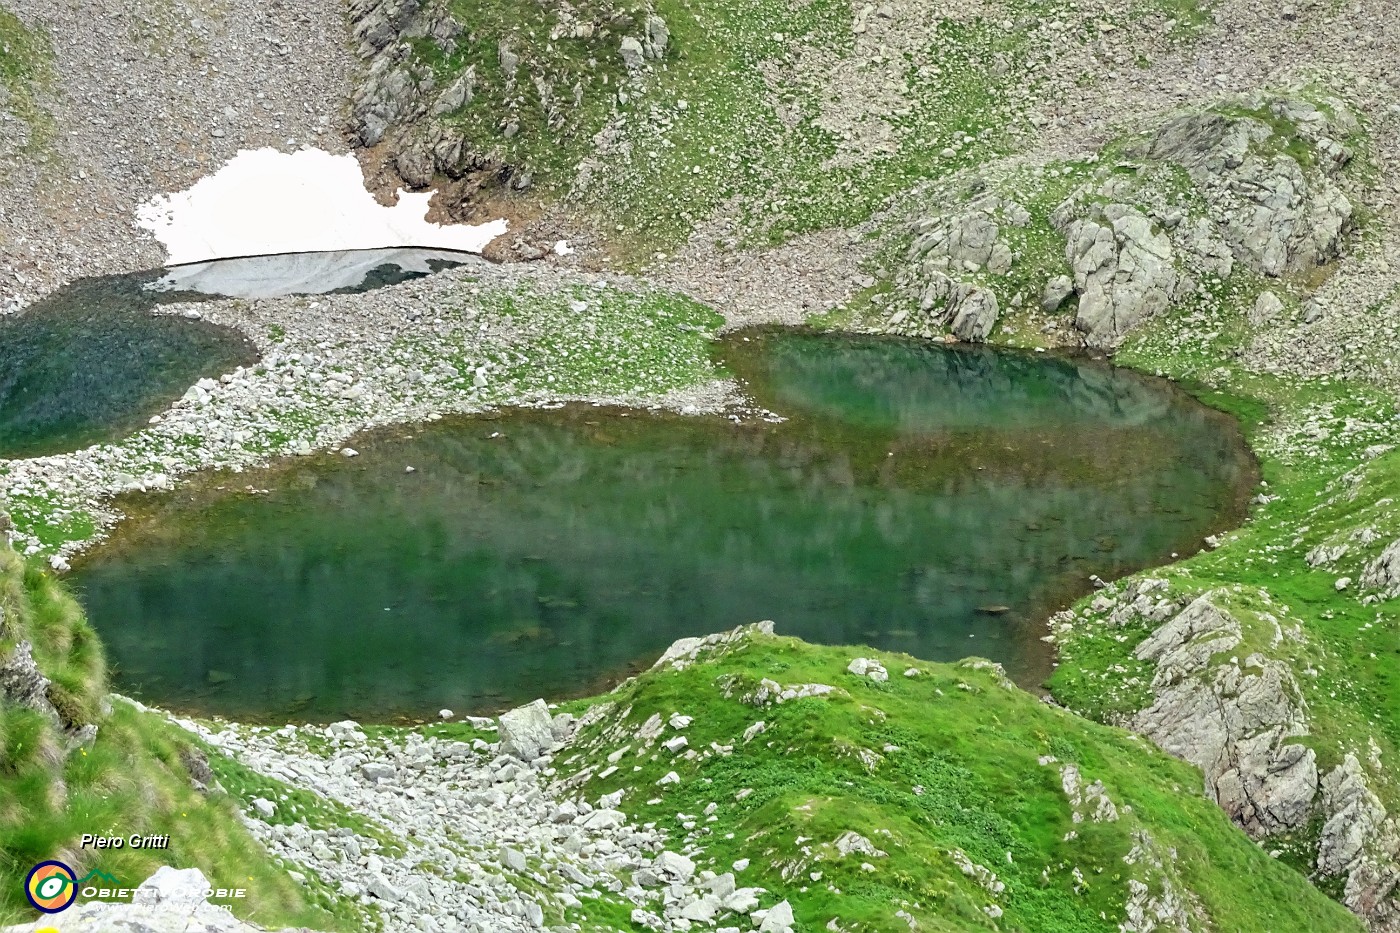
left=1051, top=579, right=1400, bottom=929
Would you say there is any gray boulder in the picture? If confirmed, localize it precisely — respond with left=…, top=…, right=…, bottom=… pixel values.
left=1250, top=290, right=1283, bottom=325
left=393, top=136, right=435, bottom=188
left=645, top=15, right=670, bottom=58
left=620, top=37, right=645, bottom=70
left=1041, top=275, right=1074, bottom=312
left=497, top=698, right=556, bottom=761
left=945, top=215, right=1000, bottom=268
left=498, top=40, right=519, bottom=75
left=430, top=67, right=475, bottom=116
left=950, top=286, right=999, bottom=342
left=918, top=272, right=999, bottom=342
left=133, top=867, right=211, bottom=906
left=758, top=900, right=795, bottom=933
left=654, top=850, right=696, bottom=883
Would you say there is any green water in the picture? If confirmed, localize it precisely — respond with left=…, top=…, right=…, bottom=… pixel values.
left=0, top=250, right=470, bottom=459
left=0, top=273, right=256, bottom=458
left=71, top=330, right=1256, bottom=722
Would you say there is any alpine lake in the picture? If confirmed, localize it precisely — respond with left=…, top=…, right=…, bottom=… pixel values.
left=1, top=251, right=1257, bottom=722
left=52, top=320, right=1255, bottom=722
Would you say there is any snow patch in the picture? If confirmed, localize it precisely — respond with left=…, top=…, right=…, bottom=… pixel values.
left=137, top=148, right=508, bottom=265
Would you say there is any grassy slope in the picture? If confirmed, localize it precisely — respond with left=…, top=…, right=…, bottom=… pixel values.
left=404, top=0, right=1190, bottom=254
left=555, top=630, right=1362, bottom=932
left=0, top=545, right=350, bottom=928
left=0, top=5, right=52, bottom=148
left=1047, top=305, right=1400, bottom=878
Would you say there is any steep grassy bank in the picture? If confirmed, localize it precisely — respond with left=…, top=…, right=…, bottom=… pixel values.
left=552, top=625, right=1363, bottom=932
left=1040, top=300, right=1400, bottom=917
left=0, top=542, right=349, bottom=928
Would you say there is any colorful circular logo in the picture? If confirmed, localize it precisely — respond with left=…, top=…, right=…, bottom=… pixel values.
left=24, top=861, right=77, bottom=913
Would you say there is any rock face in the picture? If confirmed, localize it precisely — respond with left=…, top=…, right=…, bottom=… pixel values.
left=1317, top=755, right=1400, bottom=928
left=1058, top=203, right=1178, bottom=347
left=1131, top=595, right=1318, bottom=836
left=1096, top=585, right=1400, bottom=930
left=345, top=0, right=674, bottom=200
left=892, top=93, right=1357, bottom=351
left=1362, top=539, right=1400, bottom=598
left=0, top=640, right=59, bottom=723
left=894, top=196, right=1026, bottom=343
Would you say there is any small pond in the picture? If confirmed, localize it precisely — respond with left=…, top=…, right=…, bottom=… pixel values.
left=0, top=249, right=470, bottom=459
left=71, top=329, right=1257, bottom=722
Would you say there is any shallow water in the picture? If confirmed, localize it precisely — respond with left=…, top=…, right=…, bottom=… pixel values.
left=0, top=273, right=255, bottom=459
left=71, top=330, right=1257, bottom=722
left=0, top=249, right=472, bottom=458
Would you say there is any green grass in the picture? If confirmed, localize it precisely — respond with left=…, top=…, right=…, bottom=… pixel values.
left=399, top=0, right=1074, bottom=256
left=556, top=630, right=1362, bottom=932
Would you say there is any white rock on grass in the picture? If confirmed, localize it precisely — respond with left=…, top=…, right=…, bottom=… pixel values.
left=757, top=899, right=796, bottom=933
left=847, top=658, right=889, bottom=682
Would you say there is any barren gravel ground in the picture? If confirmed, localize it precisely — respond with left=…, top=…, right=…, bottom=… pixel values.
left=0, top=0, right=356, bottom=310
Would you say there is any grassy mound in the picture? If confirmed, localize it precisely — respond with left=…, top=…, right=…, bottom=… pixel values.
left=0, top=542, right=345, bottom=928
left=556, top=627, right=1362, bottom=932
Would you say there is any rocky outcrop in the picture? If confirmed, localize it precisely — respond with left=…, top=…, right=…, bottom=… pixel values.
left=1101, top=586, right=1400, bottom=930
left=346, top=0, right=674, bottom=200
left=1146, top=100, right=1354, bottom=278
left=1130, top=595, right=1318, bottom=836
left=0, top=639, right=60, bottom=724
left=891, top=93, right=1359, bottom=350
left=1362, top=539, right=1400, bottom=598
left=650, top=620, right=775, bottom=672
left=1317, top=755, right=1400, bottom=930
left=893, top=196, right=1026, bottom=342
left=1316, top=750, right=1394, bottom=924
left=1056, top=203, right=1179, bottom=347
